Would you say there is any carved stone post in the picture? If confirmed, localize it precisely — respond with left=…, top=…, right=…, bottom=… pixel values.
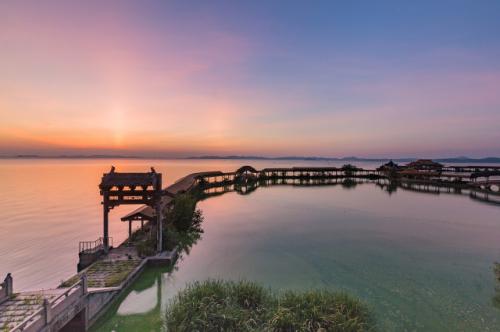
left=81, top=273, right=88, bottom=296
left=43, top=298, right=52, bottom=325
left=4, top=273, right=13, bottom=297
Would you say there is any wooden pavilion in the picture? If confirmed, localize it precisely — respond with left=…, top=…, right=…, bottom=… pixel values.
left=99, top=167, right=163, bottom=252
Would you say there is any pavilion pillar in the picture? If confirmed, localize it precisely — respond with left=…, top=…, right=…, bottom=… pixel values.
left=156, top=203, right=163, bottom=252
left=128, top=220, right=132, bottom=239
left=141, top=220, right=144, bottom=230
left=156, top=173, right=163, bottom=253
left=103, top=194, right=109, bottom=252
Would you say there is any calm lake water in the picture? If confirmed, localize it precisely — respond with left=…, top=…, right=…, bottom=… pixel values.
left=2, top=159, right=500, bottom=331
left=0, top=158, right=372, bottom=291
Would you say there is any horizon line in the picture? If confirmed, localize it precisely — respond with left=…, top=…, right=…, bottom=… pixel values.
left=2, top=154, right=500, bottom=162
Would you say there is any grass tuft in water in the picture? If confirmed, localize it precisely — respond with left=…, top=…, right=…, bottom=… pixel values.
left=165, top=280, right=374, bottom=332
left=270, top=291, right=371, bottom=331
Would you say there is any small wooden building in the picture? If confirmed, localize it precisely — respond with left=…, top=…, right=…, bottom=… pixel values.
left=121, top=205, right=156, bottom=239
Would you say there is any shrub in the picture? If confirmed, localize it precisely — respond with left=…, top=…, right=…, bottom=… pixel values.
left=166, top=280, right=269, bottom=331
left=165, top=280, right=374, bottom=332
left=130, top=227, right=147, bottom=242
left=168, top=193, right=197, bottom=231
left=136, top=238, right=156, bottom=257
left=162, top=193, right=204, bottom=251
left=341, top=164, right=359, bottom=177
left=162, top=217, right=203, bottom=253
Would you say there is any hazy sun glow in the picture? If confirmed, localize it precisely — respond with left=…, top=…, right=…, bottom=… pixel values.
left=1, top=1, right=500, bottom=158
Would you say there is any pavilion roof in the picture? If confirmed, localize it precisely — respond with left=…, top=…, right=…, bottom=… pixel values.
left=406, top=159, right=443, bottom=169
left=99, top=167, right=161, bottom=188
left=236, top=165, right=259, bottom=174
left=121, top=205, right=155, bottom=221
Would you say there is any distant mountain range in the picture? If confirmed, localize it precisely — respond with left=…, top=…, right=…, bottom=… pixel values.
left=5, top=154, right=140, bottom=159
left=2, top=154, right=500, bottom=163
left=186, top=155, right=500, bottom=163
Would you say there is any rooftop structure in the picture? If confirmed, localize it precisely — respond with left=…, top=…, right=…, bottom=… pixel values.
left=406, top=159, right=443, bottom=170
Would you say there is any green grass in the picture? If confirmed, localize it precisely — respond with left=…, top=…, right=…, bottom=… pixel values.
left=59, top=275, right=80, bottom=288
left=165, top=280, right=374, bottom=332
left=2, top=322, right=11, bottom=332
left=90, top=260, right=140, bottom=287
left=59, top=260, right=140, bottom=288
left=104, top=269, right=133, bottom=287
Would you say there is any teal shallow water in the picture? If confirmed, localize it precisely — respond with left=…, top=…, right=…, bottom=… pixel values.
left=92, top=182, right=500, bottom=331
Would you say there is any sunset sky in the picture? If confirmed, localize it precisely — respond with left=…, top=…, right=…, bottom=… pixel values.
left=1, top=1, right=499, bottom=158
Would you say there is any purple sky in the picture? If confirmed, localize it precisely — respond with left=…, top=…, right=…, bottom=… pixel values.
left=1, top=1, right=500, bottom=158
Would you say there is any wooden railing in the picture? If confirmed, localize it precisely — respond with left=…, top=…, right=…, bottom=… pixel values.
left=10, top=275, right=87, bottom=332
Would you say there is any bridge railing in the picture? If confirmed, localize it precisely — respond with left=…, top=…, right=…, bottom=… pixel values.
left=10, top=275, right=87, bottom=332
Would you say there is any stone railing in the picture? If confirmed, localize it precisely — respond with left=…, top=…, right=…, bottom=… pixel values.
left=0, top=273, right=13, bottom=304
left=10, top=274, right=88, bottom=332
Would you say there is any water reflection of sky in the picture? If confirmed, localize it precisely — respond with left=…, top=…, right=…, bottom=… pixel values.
left=117, top=279, right=157, bottom=315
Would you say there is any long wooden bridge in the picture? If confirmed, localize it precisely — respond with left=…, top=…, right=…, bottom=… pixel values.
left=193, top=165, right=500, bottom=192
